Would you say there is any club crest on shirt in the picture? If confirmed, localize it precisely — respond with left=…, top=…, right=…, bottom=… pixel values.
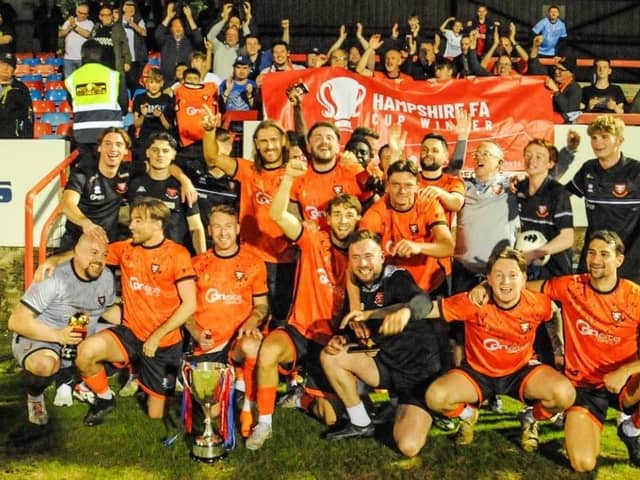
left=491, top=184, right=503, bottom=195
left=409, top=224, right=419, bottom=235
left=613, top=183, right=628, bottom=198
left=235, top=270, right=245, bottom=281
left=165, top=187, right=179, bottom=199
left=519, top=322, right=531, bottom=333
left=333, top=185, right=344, bottom=194
left=374, top=291, right=384, bottom=307
left=611, top=311, right=624, bottom=323
left=98, top=296, right=105, bottom=306
left=116, top=182, right=128, bottom=194
left=151, top=263, right=161, bottom=273
left=536, top=205, right=549, bottom=218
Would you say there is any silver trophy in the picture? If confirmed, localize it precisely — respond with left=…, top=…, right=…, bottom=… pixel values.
left=184, top=361, right=229, bottom=462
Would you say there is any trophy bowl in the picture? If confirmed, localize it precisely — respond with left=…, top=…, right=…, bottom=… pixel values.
left=185, top=361, right=229, bottom=462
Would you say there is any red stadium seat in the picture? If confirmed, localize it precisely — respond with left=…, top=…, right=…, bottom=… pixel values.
left=15, top=52, right=34, bottom=64
left=38, top=52, right=56, bottom=63
left=56, top=121, right=74, bottom=137
left=32, top=100, right=56, bottom=118
left=22, top=80, right=44, bottom=92
left=33, top=121, right=53, bottom=138
left=57, top=100, right=73, bottom=117
left=44, top=80, right=66, bottom=92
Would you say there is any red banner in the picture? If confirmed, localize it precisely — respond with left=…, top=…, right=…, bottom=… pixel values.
left=262, top=68, right=557, bottom=171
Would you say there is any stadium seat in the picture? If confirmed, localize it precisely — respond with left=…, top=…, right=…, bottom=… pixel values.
left=147, top=56, right=161, bottom=66
left=14, top=64, right=32, bottom=77
left=20, top=74, right=43, bottom=82
left=41, top=112, right=71, bottom=128
left=38, top=52, right=56, bottom=63
left=23, top=80, right=44, bottom=92
left=138, top=62, right=156, bottom=85
left=44, top=89, right=68, bottom=105
left=32, top=100, right=56, bottom=118
left=131, top=87, right=146, bottom=100
left=22, top=57, right=41, bottom=67
left=33, top=64, right=58, bottom=77
left=15, top=52, right=34, bottom=64
left=29, top=89, right=43, bottom=101
left=33, top=121, right=52, bottom=138
left=56, top=121, right=74, bottom=137
left=45, top=57, right=64, bottom=68
left=44, top=80, right=66, bottom=91
left=45, top=73, right=64, bottom=82
left=57, top=100, right=73, bottom=116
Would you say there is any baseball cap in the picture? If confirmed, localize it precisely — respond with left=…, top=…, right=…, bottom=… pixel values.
left=234, top=55, right=250, bottom=66
left=309, top=47, right=321, bottom=55
left=0, top=53, right=16, bottom=69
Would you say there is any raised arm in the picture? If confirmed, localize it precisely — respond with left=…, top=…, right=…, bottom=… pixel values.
left=269, top=159, right=306, bottom=240
left=201, top=107, right=237, bottom=175
left=356, top=33, right=383, bottom=76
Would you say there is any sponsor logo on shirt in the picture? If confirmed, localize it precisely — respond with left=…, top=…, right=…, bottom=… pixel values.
left=576, top=319, right=621, bottom=344
left=483, top=338, right=527, bottom=353
left=205, top=288, right=243, bottom=304
left=129, top=276, right=161, bottom=296
left=305, top=206, right=326, bottom=220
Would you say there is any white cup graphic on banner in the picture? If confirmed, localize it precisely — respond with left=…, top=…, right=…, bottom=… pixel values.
left=317, top=77, right=366, bottom=130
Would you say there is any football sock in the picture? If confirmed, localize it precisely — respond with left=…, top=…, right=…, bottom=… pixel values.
left=347, top=402, right=371, bottom=427
left=82, top=368, right=112, bottom=398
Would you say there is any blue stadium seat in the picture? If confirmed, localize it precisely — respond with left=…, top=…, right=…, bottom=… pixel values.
left=123, top=112, right=135, bottom=128
left=45, top=57, right=64, bottom=68
left=44, top=73, right=64, bottom=82
left=41, top=112, right=71, bottom=128
left=22, top=57, right=42, bottom=67
left=44, top=89, right=68, bottom=105
left=30, top=89, right=43, bottom=100
left=20, top=74, right=43, bottom=82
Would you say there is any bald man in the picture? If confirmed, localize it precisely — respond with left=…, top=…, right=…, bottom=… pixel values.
left=9, top=235, right=116, bottom=425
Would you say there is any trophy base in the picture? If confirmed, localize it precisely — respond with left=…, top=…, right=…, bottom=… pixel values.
left=191, top=443, right=227, bottom=463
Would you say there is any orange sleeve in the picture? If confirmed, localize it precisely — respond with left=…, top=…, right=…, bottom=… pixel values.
left=107, top=240, right=127, bottom=267
left=171, top=243, right=196, bottom=282
left=440, top=292, right=476, bottom=323
left=448, top=175, right=466, bottom=196
left=252, top=259, right=269, bottom=297
left=360, top=203, right=384, bottom=233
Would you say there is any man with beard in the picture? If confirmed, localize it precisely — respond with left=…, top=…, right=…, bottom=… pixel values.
left=9, top=235, right=115, bottom=425
left=320, top=231, right=441, bottom=458
left=202, top=113, right=297, bottom=327
left=290, top=122, right=371, bottom=229
left=245, top=157, right=362, bottom=450
left=42, top=198, right=197, bottom=426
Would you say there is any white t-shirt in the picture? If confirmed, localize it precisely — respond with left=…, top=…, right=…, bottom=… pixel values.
left=442, top=30, right=462, bottom=58
left=62, top=18, right=94, bottom=61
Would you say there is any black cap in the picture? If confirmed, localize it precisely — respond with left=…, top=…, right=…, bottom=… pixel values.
left=234, top=55, right=250, bottom=66
left=0, top=53, right=16, bottom=69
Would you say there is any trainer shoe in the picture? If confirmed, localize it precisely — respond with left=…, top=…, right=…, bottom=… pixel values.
left=433, top=414, right=457, bottom=432
left=518, top=410, right=539, bottom=453
left=239, top=410, right=254, bottom=438
left=618, top=423, right=640, bottom=467
left=119, top=376, right=139, bottom=397
left=73, top=382, right=95, bottom=404
left=27, top=394, right=49, bottom=425
left=488, top=395, right=503, bottom=414
left=323, top=421, right=376, bottom=441
left=246, top=422, right=272, bottom=450
left=277, top=384, right=304, bottom=409
left=53, top=383, right=73, bottom=407
left=83, top=395, right=116, bottom=427
left=454, top=408, right=479, bottom=445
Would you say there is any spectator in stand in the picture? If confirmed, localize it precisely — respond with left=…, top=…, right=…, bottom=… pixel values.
left=0, top=11, right=16, bottom=55
left=91, top=3, right=131, bottom=78
left=0, top=53, right=33, bottom=138
left=328, top=48, right=349, bottom=69
left=219, top=55, right=257, bottom=113
left=582, top=59, right=626, bottom=114
left=189, top=46, right=222, bottom=87
left=405, top=12, right=426, bottom=47
left=131, top=68, right=175, bottom=164
left=357, top=34, right=412, bottom=86
left=206, top=2, right=251, bottom=80
left=439, top=16, right=464, bottom=59
left=432, top=61, right=454, bottom=82
left=466, top=4, right=495, bottom=57
left=243, top=34, right=272, bottom=80
left=532, top=5, right=567, bottom=59
left=155, top=2, right=203, bottom=85
left=59, top=3, right=94, bottom=78
left=323, top=23, right=369, bottom=71
left=481, top=22, right=528, bottom=75
left=120, top=0, right=148, bottom=95
left=33, top=0, right=63, bottom=53
left=257, top=40, right=304, bottom=85
left=545, top=58, right=582, bottom=123
left=453, top=30, right=490, bottom=78
left=408, top=39, right=443, bottom=80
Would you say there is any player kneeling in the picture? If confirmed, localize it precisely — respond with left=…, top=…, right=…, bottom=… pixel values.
left=425, top=247, right=575, bottom=451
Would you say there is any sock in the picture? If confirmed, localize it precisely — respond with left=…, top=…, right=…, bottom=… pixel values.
left=622, top=417, right=640, bottom=437
left=347, top=402, right=371, bottom=427
left=257, top=414, right=273, bottom=425
left=522, top=406, right=535, bottom=424
left=82, top=368, right=112, bottom=398
left=235, top=365, right=245, bottom=391
left=24, top=371, right=53, bottom=397
left=443, top=402, right=465, bottom=419
left=243, top=358, right=257, bottom=407
left=235, top=379, right=246, bottom=393
left=256, top=385, right=277, bottom=418
left=299, top=392, right=314, bottom=412
left=460, top=405, right=477, bottom=421
left=54, top=366, right=76, bottom=388
left=532, top=401, right=553, bottom=421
